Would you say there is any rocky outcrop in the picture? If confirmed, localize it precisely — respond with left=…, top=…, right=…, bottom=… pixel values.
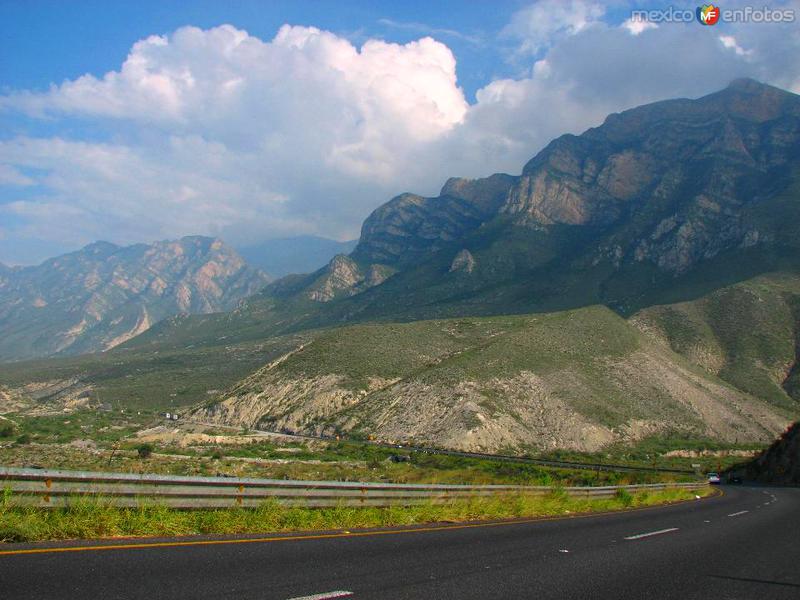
left=306, top=255, right=396, bottom=302
left=0, top=236, right=270, bottom=361
left=449, top=249, right=476, bottom=274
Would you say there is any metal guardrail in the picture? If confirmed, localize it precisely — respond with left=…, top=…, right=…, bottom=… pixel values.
left=0, top=467, right=708, bottom=509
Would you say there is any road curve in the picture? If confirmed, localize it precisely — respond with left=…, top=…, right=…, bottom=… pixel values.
left=1, top=485, right=798, bottom=599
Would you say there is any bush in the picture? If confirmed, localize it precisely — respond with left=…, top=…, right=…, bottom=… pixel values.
left=615, top=488, right=634, bottom=507
left=0, top=423, right=15, bottom=438
left=136, top=444, right=154, bottom=459
left=15, top=433, right=31, bottom=445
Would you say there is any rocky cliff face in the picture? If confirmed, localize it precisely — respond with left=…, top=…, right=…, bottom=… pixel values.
left=441, top=80, right=799, bottom=278
left=0, top=236, right=270, bottom=361
left=449, top=249, right=476, bottom=274
left=352, top=174, right=516, bottom=268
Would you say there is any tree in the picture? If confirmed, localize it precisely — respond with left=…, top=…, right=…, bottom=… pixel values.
left=136, top=443, right=154, bottom=459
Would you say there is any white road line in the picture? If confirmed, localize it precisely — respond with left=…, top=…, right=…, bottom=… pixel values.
left=624, top=528, right=679, bottom=540
left=727, top=510, right=749, bottom=517
left=286, top=592, right=354, bottom=600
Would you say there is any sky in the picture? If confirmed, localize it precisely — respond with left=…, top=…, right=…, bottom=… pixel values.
left=1, top=0, right=799, bottom=265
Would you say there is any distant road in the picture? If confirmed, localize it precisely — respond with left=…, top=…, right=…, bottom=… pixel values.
left=2, top=485, right=798, bottom=599
left=186, top=419, right=696, bottom=474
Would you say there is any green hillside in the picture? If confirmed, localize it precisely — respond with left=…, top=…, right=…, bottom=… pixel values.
left=198, top=297, right=795, bottom=453
left=633, top=272, right=800, bottom=408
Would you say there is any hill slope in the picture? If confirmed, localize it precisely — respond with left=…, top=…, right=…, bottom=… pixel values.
left=195, top=300, right=792, bottom=452
left=733, top=422, right=800, bottom=484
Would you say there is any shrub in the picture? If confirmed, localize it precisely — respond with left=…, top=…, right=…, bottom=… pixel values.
left=0, top=423, right=15, bottom=438
left=615, top=488, right=634, bottom=507
left=15, top=433, right=31, bottom=445
left=136, top=444, right=154, bottom=459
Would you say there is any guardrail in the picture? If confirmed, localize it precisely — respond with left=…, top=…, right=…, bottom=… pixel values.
left=0, top=467, right=708, bottom=509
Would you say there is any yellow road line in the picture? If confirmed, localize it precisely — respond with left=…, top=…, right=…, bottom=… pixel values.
left=0, top=488, right=720, bottom=557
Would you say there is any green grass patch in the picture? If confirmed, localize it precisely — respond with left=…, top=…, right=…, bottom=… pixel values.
left=0, top=487, right=708, bottom=544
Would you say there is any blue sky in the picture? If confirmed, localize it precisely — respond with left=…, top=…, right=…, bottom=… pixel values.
left=1, top=1, right=798, bottom=265
left=0, top=1, right=529, bottom=101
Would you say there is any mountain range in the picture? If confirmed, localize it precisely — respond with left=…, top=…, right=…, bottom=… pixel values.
left=0, top=237, right=269, bottom=361
left=2, top=78, right=799, bottom=452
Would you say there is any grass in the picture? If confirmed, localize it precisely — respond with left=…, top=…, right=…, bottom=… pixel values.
left=0, top=487, right=708, bottom=544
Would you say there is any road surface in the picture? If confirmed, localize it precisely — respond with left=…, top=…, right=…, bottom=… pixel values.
left=1, top=485, right=797, bottom=599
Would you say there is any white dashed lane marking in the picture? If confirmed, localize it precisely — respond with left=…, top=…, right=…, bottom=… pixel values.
left=624, top=528, right=679, bottom=541
left=286, top=591, right=354, bottom=600
left=727, top=510, right=749, bottom=517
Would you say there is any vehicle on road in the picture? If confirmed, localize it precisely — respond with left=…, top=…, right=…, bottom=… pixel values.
left=707, top=472, right=721, bottom=484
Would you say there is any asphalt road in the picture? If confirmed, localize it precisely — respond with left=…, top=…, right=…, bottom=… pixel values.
left=1, top=485, right=798, bottom=599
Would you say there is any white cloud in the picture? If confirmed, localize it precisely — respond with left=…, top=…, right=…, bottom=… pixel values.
left=621, top=17, right=658, bottom=36
left=719, top=35, right=752, bottom=57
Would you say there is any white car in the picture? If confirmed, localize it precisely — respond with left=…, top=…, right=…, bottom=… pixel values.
left=707, top=472, right=721, bottom=484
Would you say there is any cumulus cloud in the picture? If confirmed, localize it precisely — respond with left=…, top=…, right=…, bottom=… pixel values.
left=1, top=25, right=470, bottom=253
left=1, top=4, right=800, bottom=265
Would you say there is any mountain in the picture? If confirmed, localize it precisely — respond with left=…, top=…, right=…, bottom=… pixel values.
left=0, top=236, right=270, bottom=361
left=129, top=79, right=800, bottom=345
left=133, top=79, right=791, bottom=451
left=8, top=79, right=800, bottom=453
left=731, top=422, right=800, bottom=484
left=237, top=236, right=357, bottom=278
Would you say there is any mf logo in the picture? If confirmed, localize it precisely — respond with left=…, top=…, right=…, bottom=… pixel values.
left=696, top=4, right=721, bottom=25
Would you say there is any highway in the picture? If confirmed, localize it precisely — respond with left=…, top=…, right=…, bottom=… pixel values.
left=0, top=485, right=797, bottom=599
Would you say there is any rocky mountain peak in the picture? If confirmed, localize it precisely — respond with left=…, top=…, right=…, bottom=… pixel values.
left=439, top=173, right=516, bottom=213
left=306, top=255, right=365, bottom=302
